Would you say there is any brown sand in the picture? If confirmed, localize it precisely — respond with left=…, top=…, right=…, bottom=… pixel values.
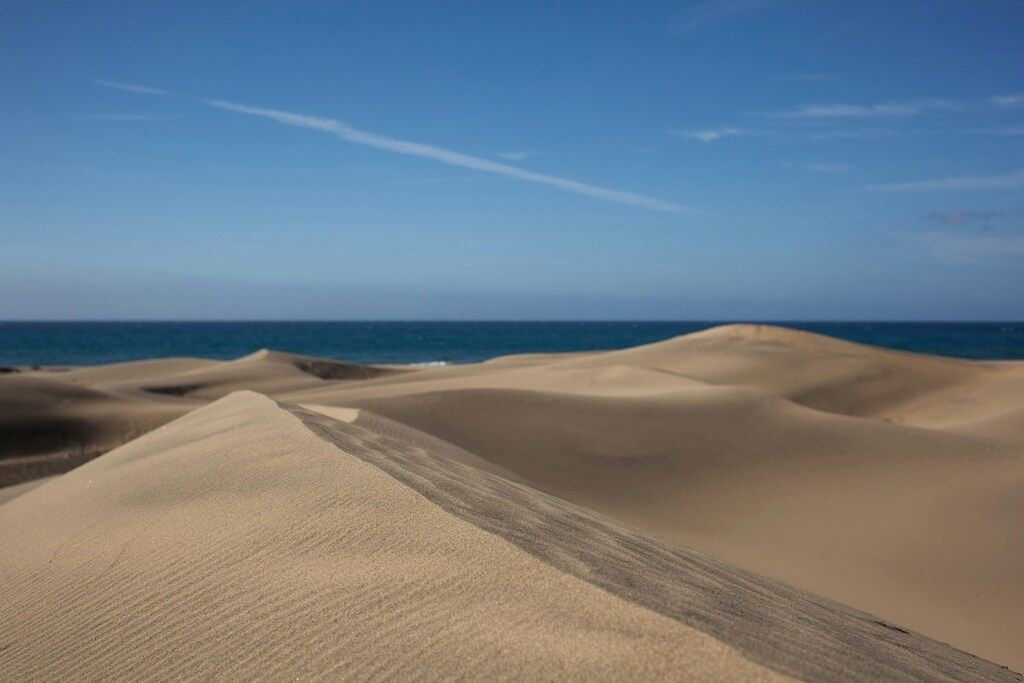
left=2, top=324, right=1023, bottom=677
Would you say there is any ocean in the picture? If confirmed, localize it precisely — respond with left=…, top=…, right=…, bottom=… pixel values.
left=2, top=321, right=1024, bottom=366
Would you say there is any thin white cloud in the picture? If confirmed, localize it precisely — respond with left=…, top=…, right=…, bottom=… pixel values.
left=770, top=97, right=974, bottom=120
left=990, top=94, right=1024, bottom=108
left=867, top=169, right=1024, bottom=192
left=790, top=103, right=918, bottom=118
left=773, top=95, right=1018, bottom=118
left=770, top=99, right=958, bottom=119
left=923, top=209, right=997, bottom=226
left=801, top=127, right=896, bottom=141
left=92, top=80, right=179, bottom=97
left=494, top=150, right=538, bottom=161
left=74, top=113, right=164, bottom=121
left=672, top=127, right=744, bottom=142
left=209, top=100, right=689, bottom=213
left=803, top=162, right=852, bottom=173
left=675, top=0, right=783, bottom=34
left=387, top=177, right=490, bottom=186
left=676, top=94, right=1010, bottom=145
left=775, top=72, right=835, bottom=82
left=990, top=126, right=1024, bottom=136
left=95, top=81, right=689, bottom=215
left=920, top=232, right=1024, bottom=264
left=970, top=126, right=1024, bottom=136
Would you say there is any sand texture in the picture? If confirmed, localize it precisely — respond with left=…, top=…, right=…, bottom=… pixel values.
left=2, top=324, right=1023, bottom=678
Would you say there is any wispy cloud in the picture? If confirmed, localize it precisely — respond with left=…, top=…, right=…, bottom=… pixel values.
left=983, top=126, right=1024, bottom=136
left=675, top=0, right=783, bottom=33
left=671, top=127, right=745, bottom=142
left=73, top=113, right=165, bottom=121
left=989, top=93, right=1024, bottom=108
left=494, top=150, right=538, bottom=161
left=775, top=72, right=835, bottom=82
left=92, top=80, right=179, bottom=97
left=769, top=99, right=958, bottom=119
left=95, top=80, right=689, bottom=214
left=803, top=162, right=852, bottom=173
left=917, top=207, right=1023, bottom=262
left=387, top=177, right=491, bottom=186
left=920, top=232, right=1024, bottom=264
left=768, top=94, right=1024, bottom=120
left=670, top=123, right=896, bottom=144
left=867, top=169, right=1024, bottom=192
left=923, top=209, right=997, bottom=226
left=783, top=103, right=917, bottom=118
left=801, top=127, right=897, bottom=141
left=667, top=93, right=1015, bottom=149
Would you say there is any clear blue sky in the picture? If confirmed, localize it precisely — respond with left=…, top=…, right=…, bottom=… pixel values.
left=2, top=0, right=1023, bottom=320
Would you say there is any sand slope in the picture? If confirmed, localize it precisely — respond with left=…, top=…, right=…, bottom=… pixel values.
left=0, top=351, right=401, bottom=486
left=0, top=393, right=782, bottom=680
left=2, top=324, right=1023, bottom=673
left=331, top=385, right=1024, bottom=668
left=2, top=392, right=1017, bottom=680
left=0, top=374, right=188, bottom=485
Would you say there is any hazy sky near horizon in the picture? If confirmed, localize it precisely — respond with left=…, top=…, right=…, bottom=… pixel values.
left=3, top=1, right=1024, bottom=320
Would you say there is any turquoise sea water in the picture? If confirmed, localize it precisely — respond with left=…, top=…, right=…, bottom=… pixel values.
left=2, top=321, right=1024, bottom=366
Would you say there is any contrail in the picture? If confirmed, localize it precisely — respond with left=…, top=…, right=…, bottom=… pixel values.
left=865, top=169, right=1024, bottom=192
left=93, top=80, right=181, bottom=97
left=94, top=80, right=690, bottom=214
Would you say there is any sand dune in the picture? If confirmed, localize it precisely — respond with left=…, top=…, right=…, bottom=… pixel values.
left=0, top=351, right=401, bottom=486
left=0, top=374, right=188, bottom=485
left=77, top=348, right=403, bottom=400
left=331, top=385, right=1023, bottom=667
left=0, top=393, right=783, bottom=680
left=2, top=324, right=1023, bottom=676
left=2, top=393, right=1016, bottom=680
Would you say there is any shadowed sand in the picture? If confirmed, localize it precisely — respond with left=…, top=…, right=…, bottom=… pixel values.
left=2, top=324, right=1023, bottom=675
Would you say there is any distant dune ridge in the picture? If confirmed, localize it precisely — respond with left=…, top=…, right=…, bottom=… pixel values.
left=2, top=324, right=1023, bottom=679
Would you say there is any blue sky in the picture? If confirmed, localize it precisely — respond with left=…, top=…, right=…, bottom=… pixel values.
left=2, top=0, right=1023, bottom=320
